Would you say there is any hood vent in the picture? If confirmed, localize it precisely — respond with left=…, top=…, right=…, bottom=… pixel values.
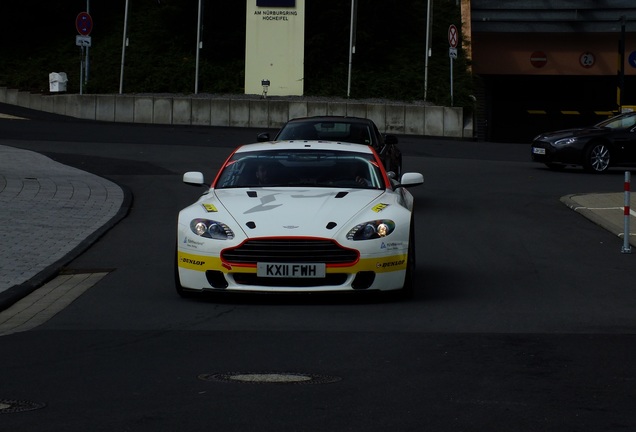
left=247, top=191, right=257, bottom=198
left=335, top=191, right=348, bottom=198
left=326, top=222, right=337, bottom=229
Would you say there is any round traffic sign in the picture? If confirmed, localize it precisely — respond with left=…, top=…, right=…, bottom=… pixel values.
left=530, top=51, right=547, bottom=68
left=579, top=52, right=595, bottom=68
left=448, top=24, right=458, bottom=48
left=628, top=51, right=636, bottom=69
left=76, top=12, right=93, bottom=36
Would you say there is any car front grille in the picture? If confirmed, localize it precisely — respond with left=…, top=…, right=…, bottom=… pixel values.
left=221, top=239, right=358, bottom=265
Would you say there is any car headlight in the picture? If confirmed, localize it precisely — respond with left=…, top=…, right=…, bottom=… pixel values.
left=554, top=137, right=577, bottom=146
left=347, top=220, right=395, bottom=240
left=190, top=218, right=235, bottom=240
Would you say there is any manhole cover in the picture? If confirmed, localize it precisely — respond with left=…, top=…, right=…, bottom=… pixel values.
left=199, top=372, right=341, bottom=385
left=0, top=399, right=46, bottom=414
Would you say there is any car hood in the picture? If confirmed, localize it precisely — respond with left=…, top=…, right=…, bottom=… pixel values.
left=535, top=127, right=607, bottom=141
left=212, top=188, right=386, bottom=237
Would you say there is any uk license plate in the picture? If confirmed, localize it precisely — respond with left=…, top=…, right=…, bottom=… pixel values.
left=257, top=263, right=326, bottom=278
left=532, top=147, right=546, bottom=155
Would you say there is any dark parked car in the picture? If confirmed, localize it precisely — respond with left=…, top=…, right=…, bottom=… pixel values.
left=258, top=116, right=403, bottom=175
left=531, top=111, right=636, bottom=173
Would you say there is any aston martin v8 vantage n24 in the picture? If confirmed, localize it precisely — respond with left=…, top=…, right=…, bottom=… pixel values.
left=531, top=111, right=636, bottom=173
left=176, top=141, right=423, bottom=297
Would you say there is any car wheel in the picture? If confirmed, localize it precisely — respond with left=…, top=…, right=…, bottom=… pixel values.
left=584, top=142, right=611, bottom=173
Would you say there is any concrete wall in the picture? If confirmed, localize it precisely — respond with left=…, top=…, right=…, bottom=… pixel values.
left=0, top=88, right=474, bottom=139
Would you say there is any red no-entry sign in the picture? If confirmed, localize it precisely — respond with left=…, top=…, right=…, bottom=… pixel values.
left=530, top=51, right=547, bottom=68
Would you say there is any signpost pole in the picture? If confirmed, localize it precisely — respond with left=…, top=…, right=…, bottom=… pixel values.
left=195, top=0, right=202, bottom=94
left=347, top=0, right=357, bottom=98
left=448, top=24, right=458, bottom=107
left=450, top=54, right=453, bottom=107
left=424, top=0, right=432, bottom=101
left=119, top=0, right=129, bottom=94
left=86, top=0, right=90, bottom=85
left=80, top=46, right=84, bottom=95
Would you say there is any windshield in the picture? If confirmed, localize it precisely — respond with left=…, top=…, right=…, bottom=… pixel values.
left=595, top=113, right=636, bottom=130
left=277, top=121, right=373, bottom=145
left=215, top=149, right=384, bottom=189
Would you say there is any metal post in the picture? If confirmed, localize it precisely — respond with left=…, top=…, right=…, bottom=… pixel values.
left=79, top=46, right=84, bottom=95
left=450, top=55, right=454, bottom=107
left=347, top=0, right=357, bottom=98
left=119, top=0, right=129, bottom=94
left=85, top=0, right=90, bottom=85
left=195, top=0, right=202, bottom=94
left=622, top=171, right=632, bottom=254
left=424, top=0, right=432, bottom=101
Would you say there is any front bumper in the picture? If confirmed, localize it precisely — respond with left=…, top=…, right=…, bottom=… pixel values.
left=531, top=140, right=583, bottom=165
left=176, top=250, right=408, bottom=293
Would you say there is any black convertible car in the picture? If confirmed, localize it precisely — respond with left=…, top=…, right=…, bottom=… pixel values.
left=531, top=111, right=636, bottom=173
left=257, top=116, right=403, bottom=175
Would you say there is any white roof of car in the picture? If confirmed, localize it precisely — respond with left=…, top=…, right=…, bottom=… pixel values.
left=235, top=140, right=374, bottom=154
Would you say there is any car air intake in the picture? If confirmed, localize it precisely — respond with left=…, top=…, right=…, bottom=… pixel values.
left=352, top=271, right=375, bottom=289
left=221, top=239, right=358, bottom=265
left=206, top=270, right=228, bottom=288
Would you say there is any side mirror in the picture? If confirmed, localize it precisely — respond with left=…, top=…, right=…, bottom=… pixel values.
left=397, top=172, right=424, bottom=188
left=257, top=132, right=270, bottom=142
left=183, top=171, right=205, bottom=186
left=384, top=134, right=398, bottom=145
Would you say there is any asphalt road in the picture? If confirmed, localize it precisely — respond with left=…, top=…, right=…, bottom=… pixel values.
left=1, top=105, right=635, bottom=431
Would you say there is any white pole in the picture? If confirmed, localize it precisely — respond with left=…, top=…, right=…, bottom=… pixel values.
left=195, top=0, right=202, bottom=94
left=347, top=0, right=356, bottom=98
left=424, top=0, right=432, bottom=100
left=622, top=171, right=632, bottom=253
left=80, top=46, right=84, bottom=95
left=86, top=0, right=90, bottom=85
left=119, top=0, right=129, bottom=95
left=450, top=55, right=454, bottom=107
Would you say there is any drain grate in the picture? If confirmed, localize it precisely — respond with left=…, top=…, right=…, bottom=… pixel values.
left=199, top=372, right=342, bottom=385
left=0, top=399, right=46, bottom=414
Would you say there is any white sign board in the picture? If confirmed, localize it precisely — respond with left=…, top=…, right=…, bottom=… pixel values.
left=76, top=35, right=92, bottom=47
left=245, top=0, right=305, bottom=96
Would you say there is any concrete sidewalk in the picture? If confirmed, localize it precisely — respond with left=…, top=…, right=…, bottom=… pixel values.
left=561, top=192, right=636, bottom=251
left=0, top=145, right=129, bottom=310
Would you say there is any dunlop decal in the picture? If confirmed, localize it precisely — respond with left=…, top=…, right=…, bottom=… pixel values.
left=178, top=251, right=221, bottom=271
left=202, top=203, right=218, bottom=212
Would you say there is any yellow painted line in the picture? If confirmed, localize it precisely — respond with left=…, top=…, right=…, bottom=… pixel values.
left=527, top=110, right=547, bottom=115
left=561, top=111, right=580, bottom=115
left=594, top=111, right=615, bottom=116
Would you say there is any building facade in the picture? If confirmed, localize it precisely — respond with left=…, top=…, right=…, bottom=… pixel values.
left=465, top=0, right=636, bottom=142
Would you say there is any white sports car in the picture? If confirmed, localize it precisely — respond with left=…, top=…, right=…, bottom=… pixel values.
left=176, top=140, right=423, bottom=297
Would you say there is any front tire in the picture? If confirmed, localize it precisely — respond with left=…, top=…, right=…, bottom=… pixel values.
left=583, top=142, right=611, bottom=173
